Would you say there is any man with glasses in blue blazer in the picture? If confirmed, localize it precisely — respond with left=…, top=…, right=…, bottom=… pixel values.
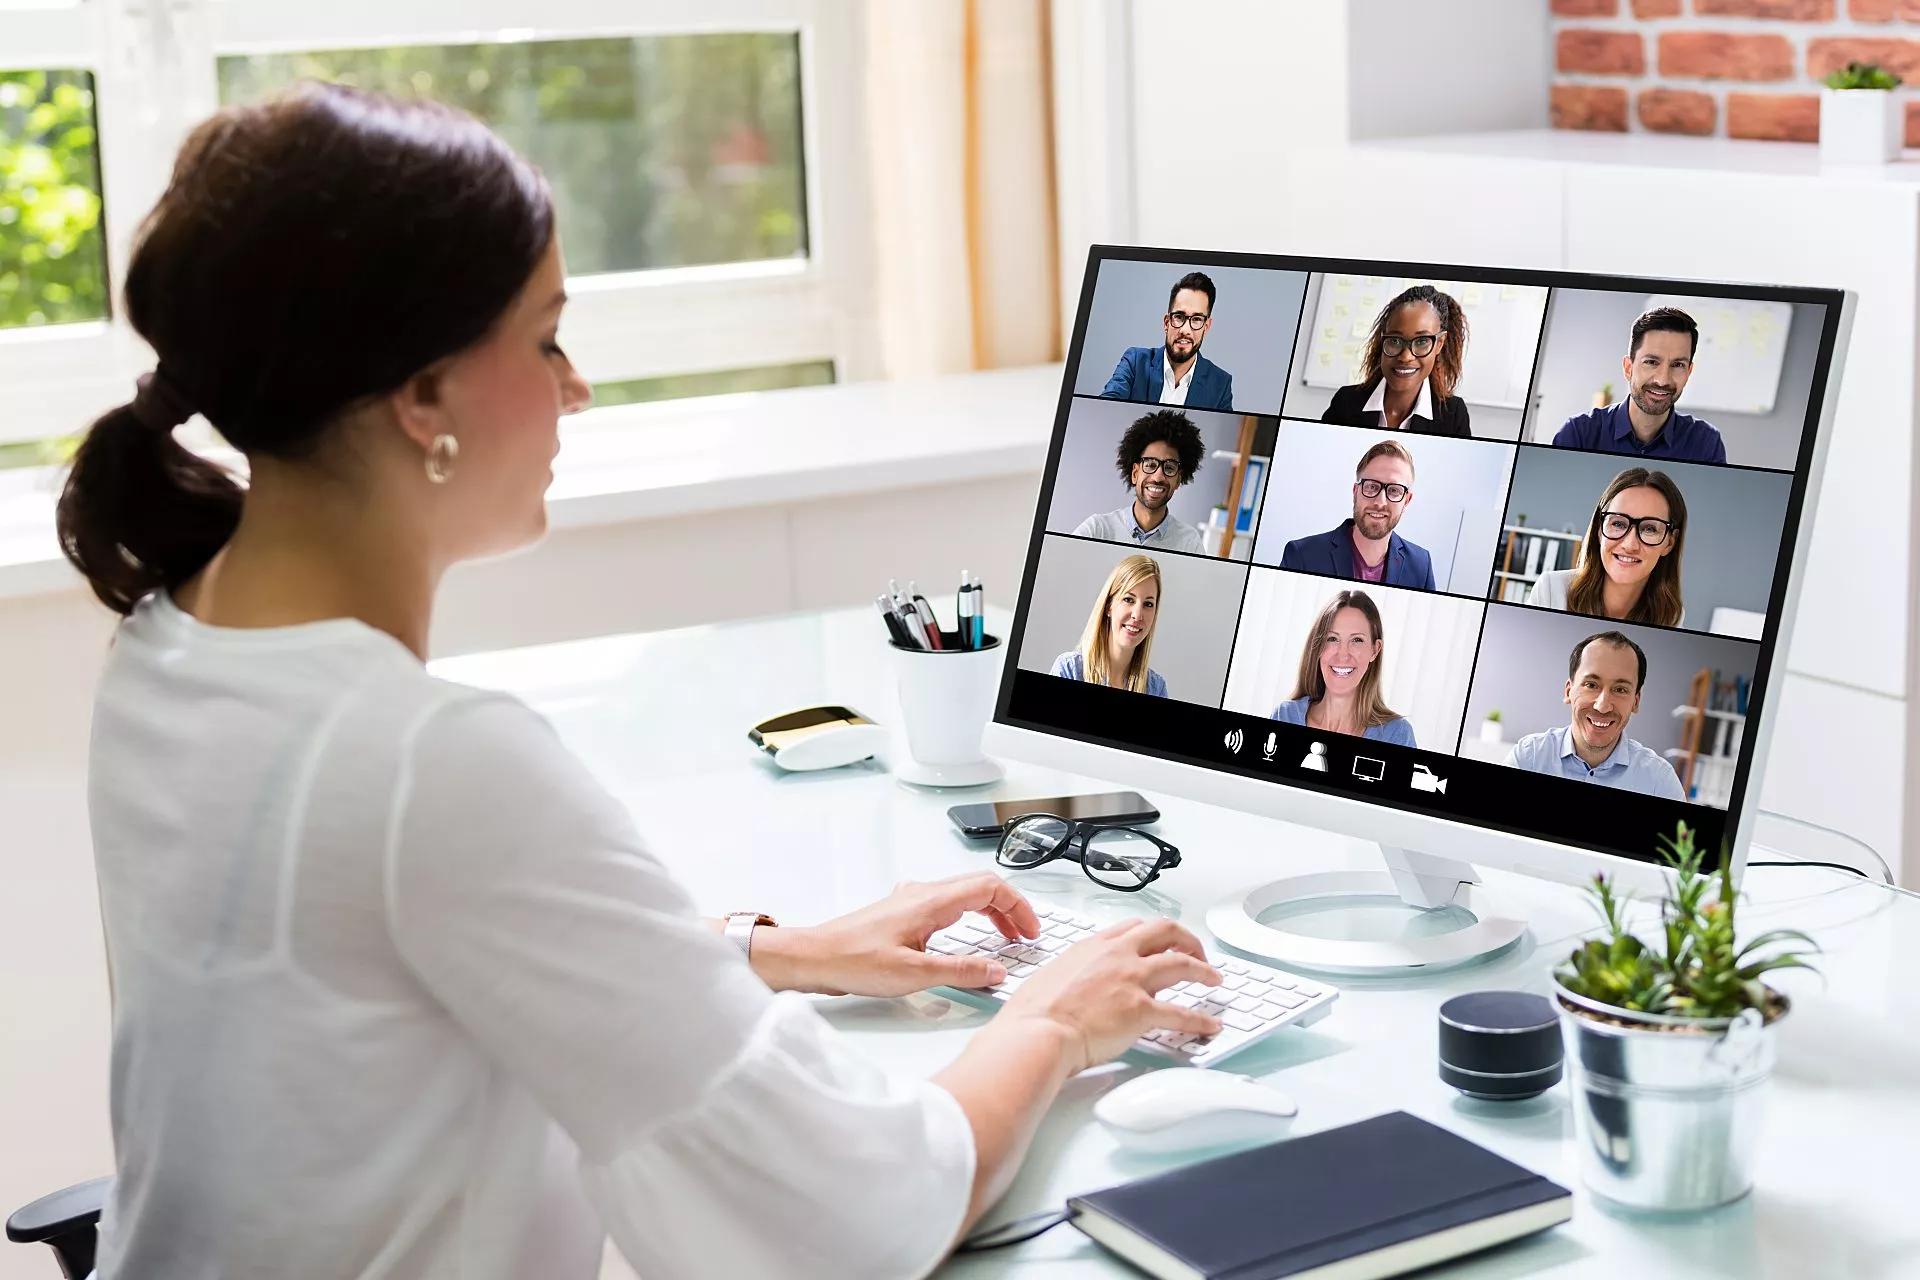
left=1279, top=440, right=1437, bottom=591
left=1101, top=271, right=1235, bottom=411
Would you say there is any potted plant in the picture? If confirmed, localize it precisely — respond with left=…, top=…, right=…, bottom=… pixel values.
left=1821, top=61, right=1902, bottom=165
left=1478, top=707, right=1503, bottom=743
left=1591, top=381, right=1612, bottom=410
left=1553, top=823, right=1818, bottom=1212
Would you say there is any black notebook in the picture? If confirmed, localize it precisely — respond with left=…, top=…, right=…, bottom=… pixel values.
left=1067, top=1110, right=1571, bottom=1280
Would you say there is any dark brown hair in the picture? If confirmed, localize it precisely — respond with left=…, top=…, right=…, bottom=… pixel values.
left=1361, top=284, right=1468, bottom=402
left=56, top=81, right=554, bottom=614
left=1565, top=467, right=1687, bottom=628
left=1630, top=306, right=1697, bottom=358
left=1569, top=630, right=1648, bottom=692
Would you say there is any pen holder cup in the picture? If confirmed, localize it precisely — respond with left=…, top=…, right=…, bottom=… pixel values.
left=888, top=633, right=1005, bottom=788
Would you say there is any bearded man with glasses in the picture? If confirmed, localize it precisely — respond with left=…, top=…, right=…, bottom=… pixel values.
left=1100, top=270, right=1235, bottom=411
left=1278, top=439, right=1437, bottom=590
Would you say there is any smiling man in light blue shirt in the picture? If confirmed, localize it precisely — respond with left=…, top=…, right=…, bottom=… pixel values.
left=1505, top=629, right=1687, bottom=801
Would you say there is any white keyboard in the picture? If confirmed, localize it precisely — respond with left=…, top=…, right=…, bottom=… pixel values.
left=928, top=903, right=1338, bottom=1067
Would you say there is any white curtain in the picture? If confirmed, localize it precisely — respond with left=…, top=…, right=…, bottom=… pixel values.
left=863, top=0, right=1061, bottom=378
left=1221, top=573, right=1487, bottom=755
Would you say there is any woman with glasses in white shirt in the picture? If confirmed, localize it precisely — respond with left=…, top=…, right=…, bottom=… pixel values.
left=56, top=83, right=1224, bottom=1279
left=1526, top=467, right=1688, bottom=629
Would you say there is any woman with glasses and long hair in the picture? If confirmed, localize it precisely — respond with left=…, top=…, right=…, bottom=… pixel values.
left=55, top=83, right=1224, bottom=1278
left=1051, top=553, right=1169, bottom=697
left=1269, top=589, right=1416, bottom=746
left=1320, top=284, right=1471, bottom=437
left=1527, top=467, right=1687, bottom=628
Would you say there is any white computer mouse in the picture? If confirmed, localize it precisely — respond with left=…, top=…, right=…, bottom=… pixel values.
left=1093, top=1069, right=1299, bottom=1155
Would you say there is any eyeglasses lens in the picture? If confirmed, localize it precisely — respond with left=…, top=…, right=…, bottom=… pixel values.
left=999, top=816, right=1070, bottom=868
left=1081, top=828, right=1160, bottom=889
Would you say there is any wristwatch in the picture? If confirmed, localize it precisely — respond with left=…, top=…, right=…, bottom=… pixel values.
left=724, top=911, right=778, bottom=960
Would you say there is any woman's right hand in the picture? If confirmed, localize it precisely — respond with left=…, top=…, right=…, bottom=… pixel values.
left=1000, top=917, right=1223, bottom=1075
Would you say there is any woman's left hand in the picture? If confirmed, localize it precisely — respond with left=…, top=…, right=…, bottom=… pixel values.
left=751, top=872, right=1043, bottom=997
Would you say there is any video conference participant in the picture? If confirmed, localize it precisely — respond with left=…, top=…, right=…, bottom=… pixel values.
left=1269, top=589, right=1417, bottom=746
left=1071, top=408, right=1208, bottom=554
left=1050, top=553, right=1169, bottom=697
left=1505, top=631, right=1687, bottom=800
left=1551, top=307, right=1727, bottom=464
left=1320, top=284, right=1471, bottom=437
left=56, top=84, right=1227, bottom=1277
left=1527, top=467, right=1687, bottom=628
left=1278, top=440, right=1436, bottom=590
left=1101, top=271, right=1235, bottom=411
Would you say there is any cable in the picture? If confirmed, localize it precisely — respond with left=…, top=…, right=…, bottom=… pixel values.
left=954, top=1207, right=1071, bottom=1252
left=1746, top=860, right=1873, bottom=878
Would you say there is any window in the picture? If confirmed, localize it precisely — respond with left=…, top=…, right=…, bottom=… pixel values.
left=0, top=1, right=871, bottom=465
left=0, top=69, right=108, bottom=330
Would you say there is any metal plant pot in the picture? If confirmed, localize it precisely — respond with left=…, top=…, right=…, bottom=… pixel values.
left=1553, top=981, right=1786, bottom=1213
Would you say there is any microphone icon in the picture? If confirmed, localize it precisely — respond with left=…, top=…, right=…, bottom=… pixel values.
left=1262, top=731, right=1277, bottom=760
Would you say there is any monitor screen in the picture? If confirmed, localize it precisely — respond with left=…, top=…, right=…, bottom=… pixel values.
left=997, top=247, right=1845, bottom=868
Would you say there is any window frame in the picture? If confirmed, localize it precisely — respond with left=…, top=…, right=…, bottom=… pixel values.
left=0, top=0, right=874, bottom=447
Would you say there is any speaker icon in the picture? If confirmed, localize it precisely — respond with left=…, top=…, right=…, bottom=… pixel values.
left=1224, top=728, right=1244, bottom=754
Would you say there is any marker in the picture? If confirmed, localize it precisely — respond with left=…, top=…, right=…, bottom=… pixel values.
left=957, top=572, right=978, bottom=650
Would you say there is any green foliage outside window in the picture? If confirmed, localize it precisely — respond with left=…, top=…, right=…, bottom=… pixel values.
left=216, top=33, right=808, bottom=277
left=0, top=69, right=108, bottom=329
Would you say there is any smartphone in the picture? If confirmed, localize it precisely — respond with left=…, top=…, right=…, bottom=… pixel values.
left=947, top=791, right=1160, bottom=839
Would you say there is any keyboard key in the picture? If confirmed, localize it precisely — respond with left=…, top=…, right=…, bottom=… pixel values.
left=1251, top=1001, right=1285, bottom=1021
left=1178, top=1041, right=1206, bottom=1056
left=1219, top=974, right=1248, bottom=991
left=1222, top=1009, right=1261, bottom=1031
left=1271, top=991, right=1305, bottom=1010
left=1221, top=961, right=1250, bottom=975
left=1229, top=994, right=1263, bottom=1013
left=1239, top=981, right=1273, bottom=1000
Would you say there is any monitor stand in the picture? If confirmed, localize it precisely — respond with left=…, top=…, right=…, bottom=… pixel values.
left=1204, top=845, right=1527, bottom=975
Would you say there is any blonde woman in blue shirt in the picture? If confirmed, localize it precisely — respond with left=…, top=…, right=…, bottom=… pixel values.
left=1269, top=589, right=1416, bottom=746
left=1051, top=553, right=1170, bottom=697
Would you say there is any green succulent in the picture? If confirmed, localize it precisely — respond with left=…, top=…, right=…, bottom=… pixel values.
left=1555, top=822, right=1819, bottom=1020
left=1825, top=61, right=1901, bottom=91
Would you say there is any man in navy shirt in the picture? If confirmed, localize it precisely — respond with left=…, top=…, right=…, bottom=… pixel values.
left=1551, top=306, right=1727, bottom=464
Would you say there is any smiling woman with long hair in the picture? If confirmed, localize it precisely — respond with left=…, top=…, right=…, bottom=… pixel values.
left=1320, top=284, right=1471, bottom=437
left=1528, top=467, right=1687, bottom=629
left=1268, top=590, right=1415, bottom=746
left=1052, top=553, right=1169, bottom=697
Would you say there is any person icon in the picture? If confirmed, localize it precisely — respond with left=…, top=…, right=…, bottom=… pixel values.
left=1301, top=742, right=1329, bottom=772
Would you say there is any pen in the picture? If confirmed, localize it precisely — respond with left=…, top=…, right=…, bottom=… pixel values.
left=908, top=581, right=944, bottom=650
left=898, top=600, right=932, bottom=649
left=968, top=574, right=985, bottom=648
left=875, top=594, right=913, bottom=647
left=957, top=571, right=977, bottom=650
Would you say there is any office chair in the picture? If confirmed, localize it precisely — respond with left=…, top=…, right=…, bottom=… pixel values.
left=7, top=1175, right=107, bottom=1278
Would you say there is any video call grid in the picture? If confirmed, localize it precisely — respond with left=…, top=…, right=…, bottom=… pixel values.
left=1019, top=250, right=1838, bottom=828
left=1050, top=399, right=1787, bottom=648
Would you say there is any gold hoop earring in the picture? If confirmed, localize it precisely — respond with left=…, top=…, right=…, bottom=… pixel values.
left=425, top=433, right=459, bottom=485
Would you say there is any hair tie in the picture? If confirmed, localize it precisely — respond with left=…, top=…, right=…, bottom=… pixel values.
left=129, top=368, right=196, bottom=433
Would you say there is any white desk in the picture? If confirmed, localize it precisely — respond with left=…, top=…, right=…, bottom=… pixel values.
left=435, top=607, right=1920, bottom=1279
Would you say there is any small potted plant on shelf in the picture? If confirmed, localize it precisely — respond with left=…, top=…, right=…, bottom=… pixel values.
left=1821, top=61, right=1903, bottom=165
left=1479, top=707, right=1503, bottom=743
left=1553, top=822, right=1818, bottom=1213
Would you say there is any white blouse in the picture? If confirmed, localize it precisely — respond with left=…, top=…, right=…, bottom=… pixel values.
left=88, top=593, right=973, bottom=1279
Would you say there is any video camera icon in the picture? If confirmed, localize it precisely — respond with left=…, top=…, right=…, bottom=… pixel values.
left=1411, top=764, right=1448, bottom=795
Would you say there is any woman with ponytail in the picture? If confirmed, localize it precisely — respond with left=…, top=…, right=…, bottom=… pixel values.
left=63, top=83, right=1219, bottom=1279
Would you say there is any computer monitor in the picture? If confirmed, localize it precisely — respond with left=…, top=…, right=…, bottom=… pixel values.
left=985, top=247, right=1852, bottom=973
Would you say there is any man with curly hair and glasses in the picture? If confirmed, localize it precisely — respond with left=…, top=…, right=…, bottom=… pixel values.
left=1072, top=409, right=1209, bottom=554
left=1101, top=270, right=1235, bottom=411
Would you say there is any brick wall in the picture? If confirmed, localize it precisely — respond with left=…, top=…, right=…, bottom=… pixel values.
left=1550, top=0, right=1920, bottom=144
